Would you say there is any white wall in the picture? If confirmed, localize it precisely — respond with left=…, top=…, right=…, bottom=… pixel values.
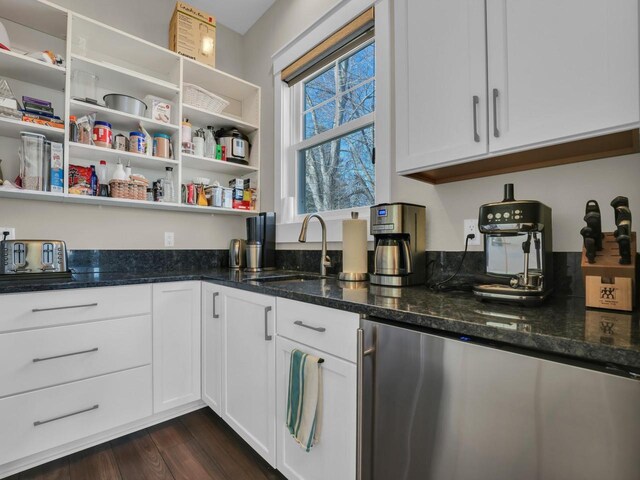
left=0, top=0, right=247, bottom=249
left=243, top=0, right=640, bottom=252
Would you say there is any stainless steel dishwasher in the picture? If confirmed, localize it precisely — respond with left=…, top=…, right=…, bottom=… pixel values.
left=357, top=317, right=640, bottom=480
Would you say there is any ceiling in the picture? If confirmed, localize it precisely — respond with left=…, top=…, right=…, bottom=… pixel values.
left=176, top=0, right=276, bottom=34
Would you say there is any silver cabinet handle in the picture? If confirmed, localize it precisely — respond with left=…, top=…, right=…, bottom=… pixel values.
left=472, top=95, right=480, bottom=142
left=293, top=320, right=326, bottom=333
left=33, top=347, right=98, bottom=363
left=212, top=292, right=219, bottom=319
left=492, top=88, right=500, bottom=138
left=356, top=328, right=364, bottom=480
left=264, top=306, right=272, bottom=341
left=32, top=302, right=98, bottom=313
left=34, top=404, right=99, bottom=426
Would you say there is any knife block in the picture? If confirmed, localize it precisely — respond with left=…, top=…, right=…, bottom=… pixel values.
left=581, top=232, right=636, bottom=311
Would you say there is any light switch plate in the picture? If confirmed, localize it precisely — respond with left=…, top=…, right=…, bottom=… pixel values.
left=164, top=232, right=175, bottom=247
left=0, top=227, right=16, bottom=240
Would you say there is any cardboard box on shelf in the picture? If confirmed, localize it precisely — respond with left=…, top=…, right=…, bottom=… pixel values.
left=169, top=2, right=216, bottom=68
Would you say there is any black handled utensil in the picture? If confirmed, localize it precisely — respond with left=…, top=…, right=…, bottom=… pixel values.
left=611, top=196, right=629, bottom=225
left=583, top=212, right=603, bottom=250
left=580, top=226, right=597, bottom=264
left=616, top=234, right=632, bottom=265
left=614, top=206, right=632, bottom=238
left=585, top=199, right=600, bottom=215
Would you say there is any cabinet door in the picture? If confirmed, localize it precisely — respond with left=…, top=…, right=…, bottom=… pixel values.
left=487, top=0, right=639, bottom=153
left=276, top=336, right=356, bottom=480
left=395, top=0, right=487, bottom=173
left=152, top=281, right=201, bottom=413
left=221, top=288, right=277, bottom=466
left=202, top=282, right=222, bottom=414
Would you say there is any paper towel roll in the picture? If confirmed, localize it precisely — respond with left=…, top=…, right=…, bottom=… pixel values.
left=342, top=212, right=368, bottom=275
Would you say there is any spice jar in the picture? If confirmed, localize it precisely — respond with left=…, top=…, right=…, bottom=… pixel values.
left=93, top=121, right=113, bottom=149
left=113, top=133, right=128, bottom=151
left=153, top=133, right=171, bottom=158
left=129, top=131, right=145, bottom=153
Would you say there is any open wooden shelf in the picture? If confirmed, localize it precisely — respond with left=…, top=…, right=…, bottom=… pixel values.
left=0, top=49, right=66, bottom=90
left=0, top=116, right=65, bottom=141
left=69, top=143, right=179, bottom=170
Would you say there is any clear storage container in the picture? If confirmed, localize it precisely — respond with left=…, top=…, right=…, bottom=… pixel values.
left=19, top=132, right=46, bottom=191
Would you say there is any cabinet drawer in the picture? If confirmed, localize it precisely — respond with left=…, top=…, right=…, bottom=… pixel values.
left=0, top=284, right=152, bottom=333
left=0, top=365, right=152, bottom=465
left=0, top=315, right=151, bottom=398
left=276, top=298, right=358, bottom=362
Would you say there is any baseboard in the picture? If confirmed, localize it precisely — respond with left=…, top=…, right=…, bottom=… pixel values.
left=0, top=400, right=206, bottom=479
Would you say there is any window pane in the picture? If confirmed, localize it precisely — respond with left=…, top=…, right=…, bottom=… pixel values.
left=304, top=66, right=335, bottom=110
left=338, top=42, right=375, bottom=92
left=339, top=80, right=375, bottom=125
left=299, top=125, right=375, bottom=214
left=304, top=100, right=336, bottom=139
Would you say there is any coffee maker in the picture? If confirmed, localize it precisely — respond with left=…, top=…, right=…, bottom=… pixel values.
left=245, top=212, right=276, bottom=271
left=370, top=203, right=426, bottom=286
left=473, top=184, right=553, bottom=305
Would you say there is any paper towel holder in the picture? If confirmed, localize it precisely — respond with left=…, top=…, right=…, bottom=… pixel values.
left=339, top=211, right=369, bottom=282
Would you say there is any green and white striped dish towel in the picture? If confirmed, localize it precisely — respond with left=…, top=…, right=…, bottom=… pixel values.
left=286, top=349, right=324, bottom=452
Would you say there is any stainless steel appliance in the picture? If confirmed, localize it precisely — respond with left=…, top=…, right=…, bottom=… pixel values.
left=229, top=238, right=246, bottom=269
left=246, top=212, right=276, bottom=270
left=473, top=184, right=553, bottom=305
left=358, top=318, right=640, bottom=480
left=216, top=127, right=250, bottom=165
left=0, top=239, right=71, bottom=279
left=245, top=241, right=263, bottom=272
left=370, top=203, right=425, bottom=286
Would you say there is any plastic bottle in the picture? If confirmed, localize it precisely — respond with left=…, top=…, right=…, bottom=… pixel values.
left=125, top=159, right=132, bottom=178
left=97, top=160, right=109, bottom=196
left=204, top=126, right=216, bottom=158
left=164, top=167, right=175, bottom=203
left=69, top=115, right=78, bottom=143
left=90, top=165, right=98, bottom=196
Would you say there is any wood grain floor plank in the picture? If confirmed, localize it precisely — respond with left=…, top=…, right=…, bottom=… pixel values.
left=181, top=409, right=282, bottom=480
left=110, top=430, right=173, bottom=480
left=19, top=457, right=70, bottom=480
left=68, top=443, right=121, bottom=480
left=149, top=419, right=226, bottom=480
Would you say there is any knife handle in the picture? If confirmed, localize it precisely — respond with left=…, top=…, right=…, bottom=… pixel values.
left=611, top=196, right=629, bottom=225
left=616, top=234, right=632, bottom=265
left=584, top=237, right=597, bottom=264
left=584, top=212, right=603, bottom=250
left=585, top=199, right=600, bottom=215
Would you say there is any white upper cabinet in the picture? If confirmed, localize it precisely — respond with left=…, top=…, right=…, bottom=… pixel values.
left=486, top=0, right=640, bottom=153
left=395, top=0, right=488, bottom=172
left=395, top=0, right=640, bottom=174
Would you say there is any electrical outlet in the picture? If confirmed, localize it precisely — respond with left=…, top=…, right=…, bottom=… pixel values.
left=463, top=219, right=481, bottom=246
left=164, top=232, right=175, bottom=248
left=0, top=227, right=16, bottom=240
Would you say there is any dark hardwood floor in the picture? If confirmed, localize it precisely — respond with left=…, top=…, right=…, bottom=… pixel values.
left=10, top=408, right=285, bottom=480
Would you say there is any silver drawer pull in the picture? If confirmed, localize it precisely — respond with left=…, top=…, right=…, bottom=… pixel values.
left=294, top=320, right=326, bottom=333
left=33, top=347, right=99, bottom=363
left=32, top=302, right=98, bottom=313
left=33, top=404, right=99, bottom=427
left=264, top=306, right=272, bottom=341
left=212, top=292, right=220, bottom=319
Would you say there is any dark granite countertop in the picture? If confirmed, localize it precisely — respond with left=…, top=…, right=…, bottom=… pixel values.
left=0, top=269, right=638, bottom=371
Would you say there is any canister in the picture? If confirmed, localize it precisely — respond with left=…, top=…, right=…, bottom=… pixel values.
left=93, top=121, right=112, bottom=148
left=153, top=133, right=171, bottom=158
left=129, top=131, right=145, bottom=153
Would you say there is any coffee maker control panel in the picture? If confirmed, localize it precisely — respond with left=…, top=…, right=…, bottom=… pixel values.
left=479, top=201, right=548, bottom=231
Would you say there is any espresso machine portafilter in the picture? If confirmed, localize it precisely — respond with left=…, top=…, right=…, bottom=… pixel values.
left=473, top=184, right=553, bottom=305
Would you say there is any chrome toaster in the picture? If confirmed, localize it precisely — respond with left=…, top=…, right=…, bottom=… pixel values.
left=1, top=240, right=69, bottom=275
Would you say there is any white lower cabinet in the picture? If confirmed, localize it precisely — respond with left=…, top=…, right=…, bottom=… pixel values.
left=0, top=365, right=152, bottom=466
left=152, top=281, right=202, bottom=413
left=220, top=286, right=277, bottom=466
left=202, top=281, right=222, bottom=414
left=276, top=336, right=357, bottom=480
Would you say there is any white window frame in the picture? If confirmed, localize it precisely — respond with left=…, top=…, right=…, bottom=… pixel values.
left=291, top=39, right=376, bottom=219
left=273, top=0, right=391, bottom=243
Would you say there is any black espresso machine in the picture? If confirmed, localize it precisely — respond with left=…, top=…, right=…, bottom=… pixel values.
left=473, top=184, right=553, bottom=305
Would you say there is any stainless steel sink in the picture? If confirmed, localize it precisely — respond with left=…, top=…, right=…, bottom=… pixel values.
left=244, top=273, right=330, bottom=284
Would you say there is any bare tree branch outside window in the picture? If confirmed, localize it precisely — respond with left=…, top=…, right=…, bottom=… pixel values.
left=299, top=42, right=375, bottom=214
